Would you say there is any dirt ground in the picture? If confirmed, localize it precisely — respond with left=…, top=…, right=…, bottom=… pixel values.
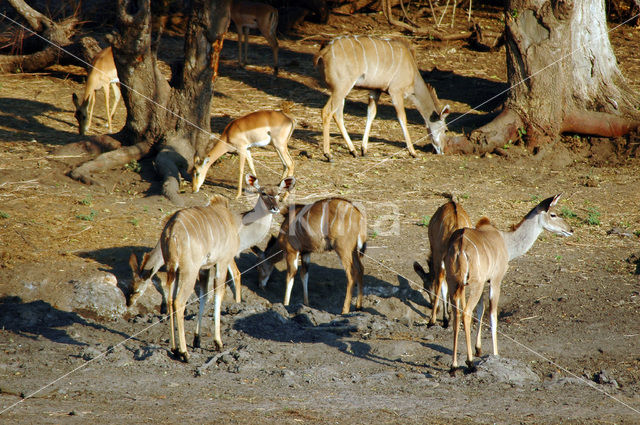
left=1, top=8, right=640, bottom=424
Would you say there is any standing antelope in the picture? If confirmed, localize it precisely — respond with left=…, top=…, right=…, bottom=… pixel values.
left=413, top=200, right=472, bottom=328
left=127, top=175, right=295, bottom=324
left=231, top=1, right=279, bottom=75
left=192, top=109, right=295, bottom=199
left=445, top=194, right=573, bottom=373
left=314, top=35, right=450, bottom=161
left=252, top=198, right=367, bottom=314
left=71, top=46, right=121, bottom=135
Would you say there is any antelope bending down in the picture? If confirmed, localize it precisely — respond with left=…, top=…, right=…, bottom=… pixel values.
left=231, top=1, right=279, bottom=75
left=413, top=200, right=472, bottom=328
left=192, top=110, right=295, bottom=198
left=314, top=35, right=450, bottom=160
left=71, top=46, right=121, bottom=135
left=252, top=198, right=367, bottom=314
left=127, top=175, right=294, bottom=361
left=445, top=194, right=573, bottom=372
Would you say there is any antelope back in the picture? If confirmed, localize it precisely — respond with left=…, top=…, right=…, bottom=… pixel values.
left=316, top=36, right=417, bottom=92
left=446, top=218, right=508, bottom=286
left=428, top=201, right=472, bottom=261
left=228, top=110, right=294, bottom=146
left=282, top=198, right=367, bottom=254
left=161, top=196, right=239, bottom=271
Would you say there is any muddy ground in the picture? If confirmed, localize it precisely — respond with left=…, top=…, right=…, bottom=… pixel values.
left=1, top=8, right=640, bottom=424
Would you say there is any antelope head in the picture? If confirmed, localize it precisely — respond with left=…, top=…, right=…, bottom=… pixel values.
left=537, top=194, right=574, bottom=237
left=72, top=93, right=90, bottom=135
left=427, top=105, right=450, bottom=155
left=191, top=155, right=210, bottom=193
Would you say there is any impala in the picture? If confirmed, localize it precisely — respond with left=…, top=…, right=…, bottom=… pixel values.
left=231, top=1, right=279, bottom=75
left=71, top=46, right=121, bottom=135
left=314, top=35, right=450, bottom=160
left=252, top=198, right=367, bottom=314
left=192, top=109, right=295, bottom=199
left=445, top=194, right=573, bottom=372
left=128, top=175, right=294, bottom=361
left=414, top=200, right=472, bottom=328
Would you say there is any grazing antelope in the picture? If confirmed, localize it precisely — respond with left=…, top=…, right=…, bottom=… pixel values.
left=71, top=46, right=121, bottom=135
left=231, top=1, right=279, bottom=75
left=445, top=194, right=573, bottom=372
left=192, top=109, right=295, bottom=199
left=252, top=198, right=367, bottom=314
left=314, top=35, right=450, bottom=161
left=413, top=200, right=472, bottom=328
left=126, top=175, right=295, bottom=322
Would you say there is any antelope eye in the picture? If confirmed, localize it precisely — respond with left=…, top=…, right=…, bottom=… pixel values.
left=550, top=213, right=557, bottom=218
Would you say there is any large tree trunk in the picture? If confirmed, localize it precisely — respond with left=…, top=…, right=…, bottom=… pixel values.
left=68, top=0, right=232, bottom=206
left=449, top=0, right=640, bottom=154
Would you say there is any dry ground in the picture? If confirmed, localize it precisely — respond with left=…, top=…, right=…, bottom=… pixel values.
left=1, top=9, right=640, bottom=424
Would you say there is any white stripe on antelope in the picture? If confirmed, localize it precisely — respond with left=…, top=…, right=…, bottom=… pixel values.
left=192, top=109, right=295, bottom=199
left=445, top=194, right=573, bottom=373
left=127, top=176, right=295, bottom=326
left=414, top=199, right=472, bottom=328
left=314, top=35, right=450, bottom=160
left=252, top=198, right=367, bottom=314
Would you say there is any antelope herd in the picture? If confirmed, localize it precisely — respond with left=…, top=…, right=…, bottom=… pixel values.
left=64, top=3, right=575, bottom=372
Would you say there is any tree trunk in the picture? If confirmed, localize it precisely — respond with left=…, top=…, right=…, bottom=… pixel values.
left=0, top=0, right=78, bottom=73
left=451, top=0, right=640, bottom=154
left=68, top=0, right=232, bottom=206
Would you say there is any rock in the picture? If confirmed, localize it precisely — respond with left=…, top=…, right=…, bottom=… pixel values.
left=70, top=274, right=126, bottom=320
left=475, top=356, right=540, bottom=386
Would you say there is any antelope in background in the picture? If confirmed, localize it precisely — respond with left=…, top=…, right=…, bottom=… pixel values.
left=192, top=109, right=295, bottom=199
left=413, top=199, right=472, bottom=328
left=231, top=1, right=279, bottom=75
left=314, top=35, right=450, bottom=161
left=252, top=198, right=367, bottom=314
left=127, top=175, right=295, bottom=361
left=71, top=46, right=121, bottom=135
left=445, top=194, right=573, bottom=373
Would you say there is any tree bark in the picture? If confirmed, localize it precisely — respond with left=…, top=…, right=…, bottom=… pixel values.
left=67, top=0, right=232, bottom=206
left=449, top=0, right=640, bottom=155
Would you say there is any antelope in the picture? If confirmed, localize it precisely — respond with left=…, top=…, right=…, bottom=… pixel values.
left=126, top=175, right=295, bottom=324
left=231, top=1, right=279, bottom=75
left=314, top=35, right=450, bottom=161
left=192, top=109, right=295, bottom=199
left=445, top=194, right=573, bottom=373
left=413, top=199, right=472, bottom=328
left=71, top=46, right=121, bottom=135
left=252, top=198, right=367, bottom=314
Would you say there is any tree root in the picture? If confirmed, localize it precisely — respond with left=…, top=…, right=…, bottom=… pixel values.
left=562, top=110, right=640, bottom=138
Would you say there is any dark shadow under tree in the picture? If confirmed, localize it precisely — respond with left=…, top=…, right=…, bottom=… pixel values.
left=67, top=0, right=232, bottom=206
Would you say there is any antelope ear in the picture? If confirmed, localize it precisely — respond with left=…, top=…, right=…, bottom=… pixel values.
left=72, top=93, right=80, bottom=108
left=246, top=174, right=259, bottom=190
left=550, top=193, right=562, bottom=207
left=129, top=253, right=139, bottom=275
left=250, top=245, right=263, bottom=256
left=280, top=176, right=296, bottom=192
left=440, top=104, right=451, bottom=119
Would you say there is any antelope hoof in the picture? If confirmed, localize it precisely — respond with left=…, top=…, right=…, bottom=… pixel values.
left=324, top=153, right=333, bottom=163
left=214, top=340, right=224, bottom=351
left=449, top=366, right=459, bottom=377
left=349, top=149, right=357, bottom=158
left=360, top=147, right=367, bottom=157
left=465, top=360, right=477, bottom=373
left=193, top=334, right=201, bottom=349
left=179, top=351, right=190, bottom=363
left=475, top=347, right=482, bottom=357
left=442, top=318, right=450, bottom=329
left=160, top=302, right=167, bottom=315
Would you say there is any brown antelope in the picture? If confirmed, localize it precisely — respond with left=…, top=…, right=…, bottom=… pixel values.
left=71, top=46, right=121, bottom=135
left=252, top=198, right=367, bottom=314
left=127, top=175, right=295, bottom=323
left=413, top=200, right=472, bottom=328
left=231, top=1, right=279, bottom=75
left=445, top=194, right=573, bottom=373
left=192, top=109, right=295, bottom=199
left=314, top=35, right=450, bottom=161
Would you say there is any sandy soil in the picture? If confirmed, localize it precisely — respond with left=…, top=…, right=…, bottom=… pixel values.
left=1, top=9, right=640, bottom=424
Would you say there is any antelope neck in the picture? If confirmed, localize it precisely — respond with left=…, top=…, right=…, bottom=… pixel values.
left=499, top=214, right=543, bottom=261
